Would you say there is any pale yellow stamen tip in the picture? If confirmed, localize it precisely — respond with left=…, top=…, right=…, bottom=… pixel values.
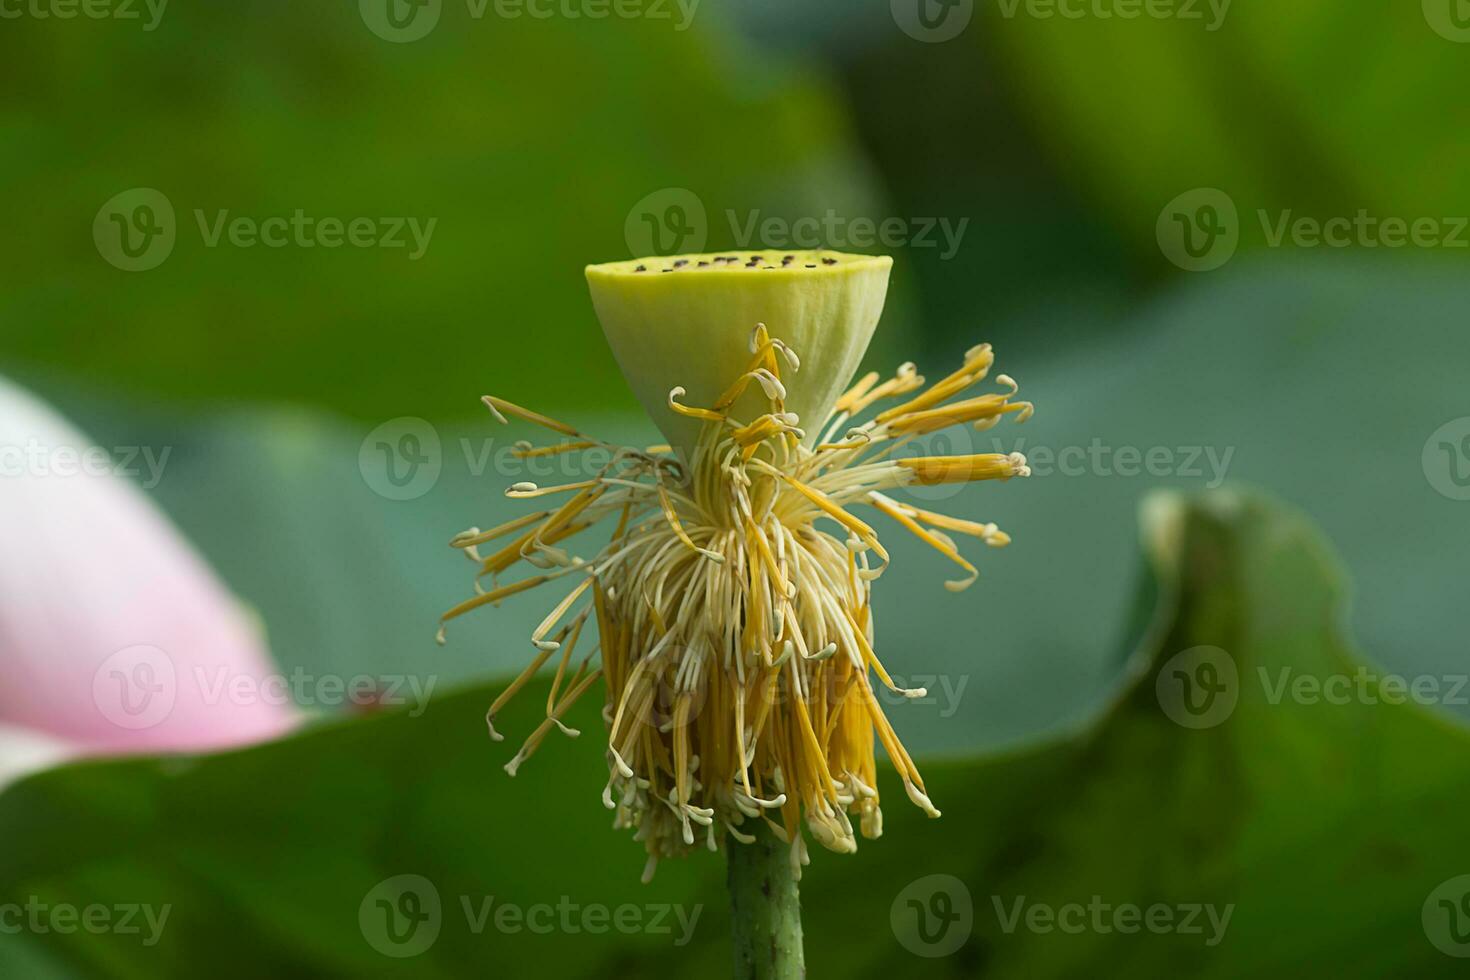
left=750, top=368, right=787, bottom=402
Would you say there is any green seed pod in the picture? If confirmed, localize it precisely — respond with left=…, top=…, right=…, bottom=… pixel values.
left=586, top=250, right=892, bottom=461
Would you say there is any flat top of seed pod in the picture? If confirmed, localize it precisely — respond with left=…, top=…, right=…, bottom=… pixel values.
left=586, top=249, right=891, bottom=279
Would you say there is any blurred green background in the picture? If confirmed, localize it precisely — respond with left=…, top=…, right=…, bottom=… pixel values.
left=3, top=0, right=1470, bottom=976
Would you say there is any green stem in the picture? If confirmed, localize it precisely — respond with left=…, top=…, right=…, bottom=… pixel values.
left=727, top=822, right=805, bottom=979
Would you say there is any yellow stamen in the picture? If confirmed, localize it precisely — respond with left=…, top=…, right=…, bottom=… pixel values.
left=484, top=395, right=582, bottom=437
left=897, top=451, right=1030, bottom=485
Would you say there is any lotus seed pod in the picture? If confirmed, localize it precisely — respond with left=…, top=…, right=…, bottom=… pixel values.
left=585, top=250, right=892, bottom=459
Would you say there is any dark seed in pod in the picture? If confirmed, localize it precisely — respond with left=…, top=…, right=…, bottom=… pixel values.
left=673, top=259, right=688, bottom=267
left=805, top=264, right=816, bottom=268
left=750, top=255, right=764, bottom=262
left=635, top=265, right=647, bottom=272
left=821, top=257, right=837, bottom=265
left=697, top=261, right=710, bottom=267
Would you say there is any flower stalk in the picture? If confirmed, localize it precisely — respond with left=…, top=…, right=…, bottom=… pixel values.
left=727, top=819, right=804, bottom=979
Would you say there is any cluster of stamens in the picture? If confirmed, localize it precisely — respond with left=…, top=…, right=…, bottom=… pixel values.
left=441, top=325, right=1032, bottom=881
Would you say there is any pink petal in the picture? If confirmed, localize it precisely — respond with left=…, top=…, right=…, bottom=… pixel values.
left=0, top=379, right=298, bottom=754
